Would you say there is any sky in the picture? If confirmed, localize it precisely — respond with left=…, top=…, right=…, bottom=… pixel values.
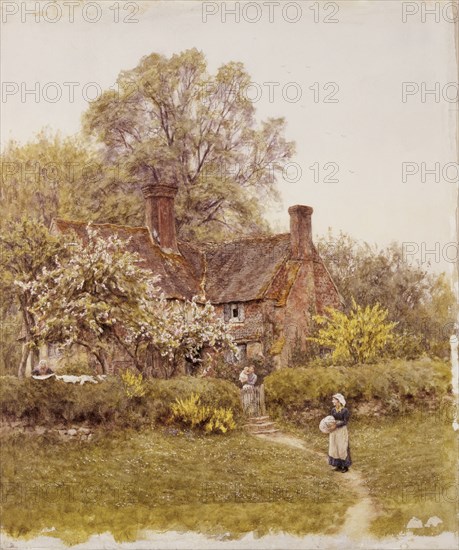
left=1, top=0, right=457, bottom=277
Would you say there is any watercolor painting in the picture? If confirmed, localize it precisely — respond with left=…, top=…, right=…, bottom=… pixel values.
left=0, top=1, right=458, bottom=549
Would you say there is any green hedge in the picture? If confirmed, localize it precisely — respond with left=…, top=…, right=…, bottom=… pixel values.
left=0, top=375, right=242, bottom=427
left=264, top=358, right=451, bottom=412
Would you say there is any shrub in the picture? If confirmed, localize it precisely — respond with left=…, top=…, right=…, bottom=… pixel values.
left=171, top=393, right=209, bottom=428
left=204, top=407, right=237, bottom=434
left=309, top=300, right=397, bottom=365
left=121, top=370, right=146, bottom=398
left=0, top=376, right=127, bottom=425
left=0, top=375, right=242, bottom=428
left=264, top=359, right=451, bottom=414
left=145, top=376, right=241, bottom=413
left=55, top=351, right=93, bottom=375
left=171, top=393, right=237, bottom=434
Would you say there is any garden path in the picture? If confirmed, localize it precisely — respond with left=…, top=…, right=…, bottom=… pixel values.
left=254, top=431, right=379, bottom=539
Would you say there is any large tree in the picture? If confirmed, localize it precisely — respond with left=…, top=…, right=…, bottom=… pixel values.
left=0, top=129, right=140, bottom=229
left=83, top=48, right=295, bottom=241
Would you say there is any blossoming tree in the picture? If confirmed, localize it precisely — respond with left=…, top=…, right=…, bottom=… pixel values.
left=25, top=226, right=236, bottom=375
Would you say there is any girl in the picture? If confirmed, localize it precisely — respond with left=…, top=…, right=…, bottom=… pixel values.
left=328, top=393, right=352, bottom=473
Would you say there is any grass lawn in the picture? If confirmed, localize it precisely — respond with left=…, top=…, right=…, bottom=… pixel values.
left=287, top=409, right=459, bottom=537
left=0, top=428, right=356, bottom=545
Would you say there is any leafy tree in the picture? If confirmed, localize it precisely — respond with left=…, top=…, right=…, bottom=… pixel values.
left=0, top=129, right=140, bottom=229
left=83, top=48, right=295, bottom=241
left=0, top=219, right=67, bottom=377
left=308, top=300, right=398, bottom=365
left=26, top=226, right=236, bottom=375
left=317, top=230, right=457, bottom=358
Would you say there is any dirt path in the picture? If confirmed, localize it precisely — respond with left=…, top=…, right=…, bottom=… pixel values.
left=255, top=431, right=379, bottom=540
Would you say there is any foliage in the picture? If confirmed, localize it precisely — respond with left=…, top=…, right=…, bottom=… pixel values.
left=203, top=407, right=237, bottom=434
left=83, top=48, right=295, bottom=242
left=0, top=219, right=69, bottom=376
left=309, top=299, right=398, bottom=365
left=317, top=231, right=457, bottom=358
left=154, top=298, right=238, bottom=378
left=0, top=310, right=22, bottom=375
left=171, top=393, right=209, bottom=428
left=24, top=226, right=236, bottom=375
left=151, top=376, right=242, bottom=411
left=121, top=370, right=146, bottom=399
left=0, top=129, right=139, bottom=229
left=54, top=350, right=93, bottom=375
left=171, top=392, right=236, bottom=433
left=264, top=359, right=451, bottom=412
left=0, top=374, right=242, bottom=428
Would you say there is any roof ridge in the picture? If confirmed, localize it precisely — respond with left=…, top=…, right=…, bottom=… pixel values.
left=202, top=232, right=290, bottom=248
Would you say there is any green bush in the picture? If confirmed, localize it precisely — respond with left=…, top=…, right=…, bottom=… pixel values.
left=264, top=358, right=451, bottom=413
left=56, top=352, right=93, bottom=375
left=0, top=375, right=242, bottom=428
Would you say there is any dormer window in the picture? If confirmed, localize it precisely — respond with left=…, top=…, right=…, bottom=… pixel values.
left=224, top=303, right=245, bottom=323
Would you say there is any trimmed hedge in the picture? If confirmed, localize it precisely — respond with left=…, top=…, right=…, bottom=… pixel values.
left=264, top=358, right=451, bottom=412
left=0, top=375, right=242, bottom=428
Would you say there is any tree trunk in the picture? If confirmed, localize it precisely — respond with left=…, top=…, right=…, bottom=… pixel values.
left=17, top=298, right=36, bottom=378
left=17, top=344, right=29, bottom=378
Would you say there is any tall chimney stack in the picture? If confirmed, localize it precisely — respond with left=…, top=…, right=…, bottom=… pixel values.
left=288, top=205, right=314, bottom=259
left=141, top=183, right=179, bottom=253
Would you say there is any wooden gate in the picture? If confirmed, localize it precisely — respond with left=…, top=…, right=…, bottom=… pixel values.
left=240, top=384, right=266, bottom=417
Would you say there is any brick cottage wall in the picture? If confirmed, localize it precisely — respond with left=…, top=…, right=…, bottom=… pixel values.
left=214, top=302, right=264, bottom=343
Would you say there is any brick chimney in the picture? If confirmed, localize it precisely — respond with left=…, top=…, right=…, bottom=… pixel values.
left=141, top=183, right=179, bottom=253
left=288, top=205, right=314, bottom=259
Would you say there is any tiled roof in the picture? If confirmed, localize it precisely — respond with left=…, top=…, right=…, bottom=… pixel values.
left=203, top=234, right=291, bottom=303
left=52, top=219, right=337, bottom=305
left=52, top=219, right=202, bottom=300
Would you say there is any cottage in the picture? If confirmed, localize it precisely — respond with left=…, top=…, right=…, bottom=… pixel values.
left=34, top=181, right=341, bottom=373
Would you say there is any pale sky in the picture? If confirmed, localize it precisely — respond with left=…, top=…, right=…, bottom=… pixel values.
left=1, top=0, right=457, bottom=276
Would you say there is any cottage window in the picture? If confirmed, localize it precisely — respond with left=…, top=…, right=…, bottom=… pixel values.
left=224, top=303, right=245, bottom=323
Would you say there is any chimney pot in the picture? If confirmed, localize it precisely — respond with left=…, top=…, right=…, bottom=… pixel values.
left=288, top=205, right=314, bottom=259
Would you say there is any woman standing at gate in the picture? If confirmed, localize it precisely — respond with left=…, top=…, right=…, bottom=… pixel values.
left=328, top=393, right=352, bottom=473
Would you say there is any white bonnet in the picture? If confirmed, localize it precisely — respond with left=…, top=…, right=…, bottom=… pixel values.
left=332, top=393, right=346, bottom=406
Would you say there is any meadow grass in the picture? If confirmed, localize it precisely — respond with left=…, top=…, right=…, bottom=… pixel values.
left=0, top=428, right=355, bottom=544
left=290, top=410, right=458, bottom=537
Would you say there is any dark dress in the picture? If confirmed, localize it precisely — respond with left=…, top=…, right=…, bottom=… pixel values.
left=328, top=406, right=352, bottom=468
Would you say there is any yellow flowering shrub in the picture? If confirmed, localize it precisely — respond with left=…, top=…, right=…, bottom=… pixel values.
left=171, top=393, right=236, bottom=434
left=121, top=369, right=146, bottom=399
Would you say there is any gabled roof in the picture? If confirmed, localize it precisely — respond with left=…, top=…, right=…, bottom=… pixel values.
left=52, top=219, right=340, bottom=306
left=203, top=234, right=291, bottom=303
